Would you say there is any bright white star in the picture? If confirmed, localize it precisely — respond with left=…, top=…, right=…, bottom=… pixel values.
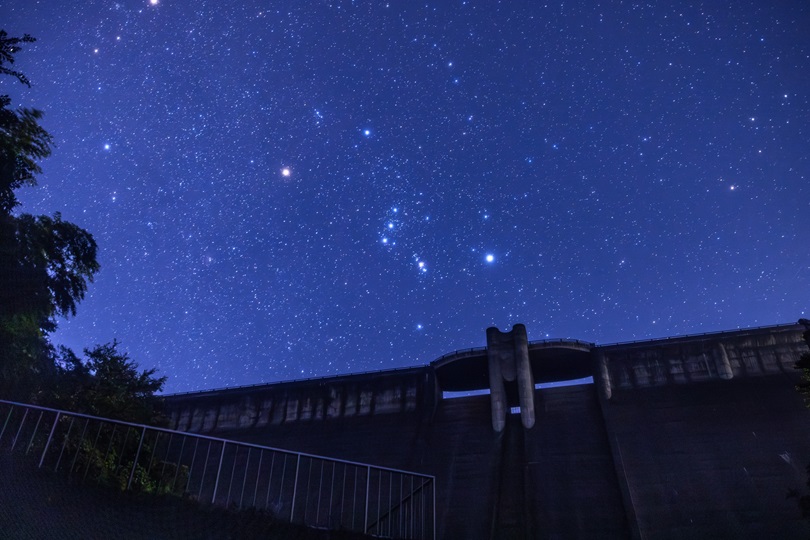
left=485, top=254, right=495, bottom=263
left=281, top=168, right=291, bottom=177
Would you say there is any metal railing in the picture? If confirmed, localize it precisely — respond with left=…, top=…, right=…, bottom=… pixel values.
left=0, top=399, right=435, bottom=539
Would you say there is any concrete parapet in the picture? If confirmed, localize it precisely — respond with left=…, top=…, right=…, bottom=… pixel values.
left=165, top=367, right=431, bottom=433
left=596, top=324, right=806, bottom=396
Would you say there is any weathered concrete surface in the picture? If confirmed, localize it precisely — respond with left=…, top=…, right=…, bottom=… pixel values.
left=487, top=324, right=535, bottom=431
left=526, top=385, right=630, bottom=539
left=597, top=325, right=804, bottom=398
left=168, top=368, right=431, bottom=434
left=601, top=375, right=810, bottom=539
left=162, top=323, right=810, bottom=539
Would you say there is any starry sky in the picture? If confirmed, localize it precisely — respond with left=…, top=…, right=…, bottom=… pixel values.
left=3, top=0, right=809, bottom=393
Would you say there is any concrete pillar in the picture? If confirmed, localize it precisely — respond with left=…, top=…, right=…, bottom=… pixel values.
left=487, top=324, right=535, bottom=432
left=598, top=352, right=613, bottom=400
left=715, top=342, right=734, bottom=380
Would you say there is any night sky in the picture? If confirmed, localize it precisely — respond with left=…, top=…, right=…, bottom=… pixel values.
left=3, top=1, right=809, bottom=393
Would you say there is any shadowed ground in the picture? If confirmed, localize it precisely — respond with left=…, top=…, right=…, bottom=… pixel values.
left=0, top=456, right=371, bottom=540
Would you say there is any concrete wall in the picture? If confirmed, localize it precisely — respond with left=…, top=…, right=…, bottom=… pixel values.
left=168, top=368, right=434, bottom=434
left=526, top=384, right=629, bottom=538
left=162, top=323, right=810, bottom=539
left=596, top=325, right=810, bottom=539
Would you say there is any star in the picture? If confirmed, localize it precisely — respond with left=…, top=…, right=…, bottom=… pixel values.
left=485, top=254, right=495, bottom=263
left=281, top=167, right=291, bottom=177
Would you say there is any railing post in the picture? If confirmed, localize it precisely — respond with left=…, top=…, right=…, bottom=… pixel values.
left=127, top=427, right=147, bottom=490
left=83, top=423, right=105, bottom=481
left=0, top=406, right=13, bottom=443
left=364, top=466, right=371, bottom=533
left=172, top=436, right=188, bottom=493
left=316, top=460, right=325, bottom=525
left=290, top=454, right=302, bottom=522
left=198, top=441, right=212, bottom=500
left=328, top=461, right=336, bottom=526
left=265, top=452, right=278, bottom=510
left=239, top=447, right=251, bottom=509
left=432, top=478, right=436, bottom=540
left=159, top=433, right=173, bottom=490
left=410, top=476, right=414, bottom=537
left=226, top=445, right=239, bottom=506
left=69, top=418, right=90, bottom=474
left=26, top=411, right=44, bottom=455
left=11, top=408, right=29, bottom=451
left=212, top=441, right=227, bottom=504
left=54, top=416, right=75, bottom=471
left=252, top=449, right=264, bottom=508
left=39, top=412, right=60, bottom=468
left=352, top=466, right=358, bottom=529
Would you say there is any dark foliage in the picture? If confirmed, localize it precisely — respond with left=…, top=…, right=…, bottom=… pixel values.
left=0, top=31, right=52, bottom=213
left=6, top=212, right=99, bottom=319
left=0, top=30, right=35, bottom=86
left=50, top=341, right=167, bottom=425
left=0, top=29, right=148, bottom=423
left=0, top=30, right=102, bottom=402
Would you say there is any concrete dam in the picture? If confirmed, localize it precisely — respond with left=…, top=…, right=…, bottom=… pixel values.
left=163, top=323, right=810, bottom=539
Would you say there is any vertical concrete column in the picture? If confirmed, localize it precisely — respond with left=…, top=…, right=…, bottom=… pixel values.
left=488, top=338, right=507, bottom=432
left=715, top=342, right=734, bottom=380
left=513, top=325, right=535, bottom=430
left=487, top=324, right=535, bottom=432
left=597, top=351, right=613, bottom=400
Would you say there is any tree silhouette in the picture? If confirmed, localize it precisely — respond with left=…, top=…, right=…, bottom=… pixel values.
left=0, top=31, right=100, bottom=400
left=52, top=341, right=167, bottom=425
left=0, top=30, right=52, bottom=213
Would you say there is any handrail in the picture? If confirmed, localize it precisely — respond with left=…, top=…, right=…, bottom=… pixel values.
left=0, top=399, right=436, bottom=539
left=0, top=399, right=433, bottom=479
left=367, top=478, right=433, bottom=535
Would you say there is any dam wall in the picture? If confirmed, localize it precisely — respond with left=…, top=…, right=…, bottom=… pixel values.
left=163, top=323, right=810, bottom=539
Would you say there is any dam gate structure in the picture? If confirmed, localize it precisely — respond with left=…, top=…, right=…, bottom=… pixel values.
left=164, top=323, right=810, bottom=539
